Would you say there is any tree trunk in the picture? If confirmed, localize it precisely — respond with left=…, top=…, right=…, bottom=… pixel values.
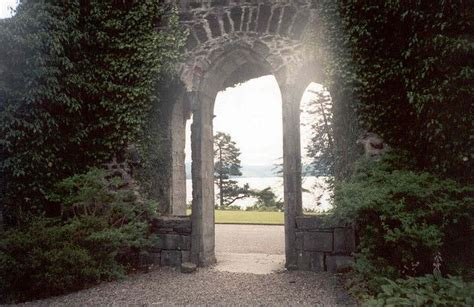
left=219, top=146, right=224, bottom=209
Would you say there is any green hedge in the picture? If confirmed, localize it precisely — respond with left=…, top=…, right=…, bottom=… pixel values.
left=0, top=1, right=185, bottom=221
left=332, top=153, right=474, bottom=285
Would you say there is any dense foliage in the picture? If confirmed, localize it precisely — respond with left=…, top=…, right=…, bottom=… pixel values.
left=365, top=275, right=474, bottom=307
left=316, top=0, right=473, bottom=181
left=0, top=1, right=185, bottom=222
left=332, top=153, right=474, bottom=289
left=0, top=168, right=158, bottom=302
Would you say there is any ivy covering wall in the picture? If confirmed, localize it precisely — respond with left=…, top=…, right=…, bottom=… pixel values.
left=0, top=1, right=186, bottom=222
left=316, top=0, right=473, bottom=182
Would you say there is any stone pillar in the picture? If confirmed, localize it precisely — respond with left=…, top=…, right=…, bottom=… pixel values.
left=170, top=95, right=189, bottom=216
left=190, top=92, right=216, bottom=266
left=281, top=84, right=303, bottom=269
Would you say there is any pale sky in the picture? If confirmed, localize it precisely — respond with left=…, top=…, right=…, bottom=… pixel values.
left=0, top=0, right=17, bottom=18
left=185, top=76, right=323, bottom=166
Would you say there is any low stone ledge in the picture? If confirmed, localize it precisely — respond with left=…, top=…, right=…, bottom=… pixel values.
left=161, top=250, right=182, bottom=267
left=333, top=227, right=355, bottom=254
left=151, top=216, right=192, bottom=235
left=297, top=251, right=325, bottom=272
left=303, top=231, right=333, bottom=252
left=294, top=214, right=356, bottom=273
left=295, top=215, right=326, bottom=230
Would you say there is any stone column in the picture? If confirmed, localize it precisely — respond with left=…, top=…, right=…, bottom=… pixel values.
left=170, top=95, right=188, bottom=216
left=281, top=84, right=303, bottom=269
left=190, top=92, right=216, bottom=266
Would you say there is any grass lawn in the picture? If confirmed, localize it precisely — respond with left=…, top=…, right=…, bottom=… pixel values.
left=185, top=209, right=284, bottom=225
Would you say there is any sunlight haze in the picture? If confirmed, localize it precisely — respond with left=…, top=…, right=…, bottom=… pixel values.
left=0, top=0, right=17, bottom=18
left=185, top=76, right=323, bottom=167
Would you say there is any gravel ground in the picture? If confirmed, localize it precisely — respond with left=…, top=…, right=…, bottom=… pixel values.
left=15, top=225, right=356, bottom=306
left=216, top=224, right=284, bottom=254
left=19, top=267, right=356, bottom=306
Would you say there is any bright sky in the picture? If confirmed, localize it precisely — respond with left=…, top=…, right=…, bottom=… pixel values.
left=0, top=0, right=17, bottom=18
left=185, top=76, right=323, bottom=166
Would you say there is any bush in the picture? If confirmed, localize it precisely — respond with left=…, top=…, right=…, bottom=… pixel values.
left=332, top=152, right=474, bottom=284
left=365, top=275, right=474, bottom=307
left=0, top=168, right=158, bottom=302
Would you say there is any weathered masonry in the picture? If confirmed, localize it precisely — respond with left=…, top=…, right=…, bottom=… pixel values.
left=158, top=0, right=354, bottom=270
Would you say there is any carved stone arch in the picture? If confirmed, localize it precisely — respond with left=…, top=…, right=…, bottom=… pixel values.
left=164, top=0, right=323, bottom=268
left=188, top=44, right=283, bottom=266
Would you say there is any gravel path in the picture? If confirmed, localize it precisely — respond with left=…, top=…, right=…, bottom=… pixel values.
left=20, top=267, right=356, bottom=306
left=216, top=224, right=284, bottom=254
left=17, top=225, right=356, bottom=306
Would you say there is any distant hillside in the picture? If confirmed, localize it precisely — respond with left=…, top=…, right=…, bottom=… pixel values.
left=185, top=164, right=319, bottom=179
left=185, top=163, right=280, bottom=179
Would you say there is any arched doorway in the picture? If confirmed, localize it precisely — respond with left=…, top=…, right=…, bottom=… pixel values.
left=171, top=44, right=303, bottom=267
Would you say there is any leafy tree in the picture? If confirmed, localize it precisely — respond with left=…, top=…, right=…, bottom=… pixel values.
left=213, top=132, right=251, bottom=209
left=306, top=87, right=335, bottom=176
left=0, top=1, right=186, bottom=222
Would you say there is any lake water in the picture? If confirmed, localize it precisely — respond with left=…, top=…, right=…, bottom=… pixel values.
left=186, top=176, right=333, bottom=212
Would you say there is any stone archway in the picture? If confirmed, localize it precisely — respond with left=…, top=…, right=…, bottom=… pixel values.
left=164, top=0, right=327, bottom=269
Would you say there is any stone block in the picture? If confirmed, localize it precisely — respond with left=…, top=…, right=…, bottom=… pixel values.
left=206, top=14, right=221, bottom=37
left=156, top=234, right=192, bottom=251
left=295, top=232, right=304, bottom=250
left=155, top=234, right=178, bottom=250
left=334, top=228, right=356, bottom=254
left=181, top=250, right=191, bottom=263
left=297, top=250, right=310, bottom=270
left=151, top=216, right=191, bottom=235
left=181, top=262, right=197, bottom=273
left=295, top=215, right=326, bottom=230
left=139, top=251, right=161, bottom=267
left=181, top=235, right=191, bottom=250
left=303, top=231, right=333, bottom=252
left=161, top=250, right=182, bottom=267
left=230, top=7, right=243, bottom=30
left=253, top=40, right=270, bottom=56
left=256, top=4, right=271, bottom=33
left=326, top=255, right=354, bottom=273
left=297, top=251, right=325, bottom=271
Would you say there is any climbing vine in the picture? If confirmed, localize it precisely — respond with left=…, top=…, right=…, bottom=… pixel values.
left=0, top=1, right=186, bottom=222
left=315, top=0, right=473, bottom=182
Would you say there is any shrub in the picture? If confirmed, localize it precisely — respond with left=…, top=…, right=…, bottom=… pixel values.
left=365, top=275, right=474, bottom=307
left=0, top=168, right=158, bottom=302
left=332, top=152, right=474, bottom=284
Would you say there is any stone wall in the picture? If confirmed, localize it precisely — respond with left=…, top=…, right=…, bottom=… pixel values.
left=173, top=0, right=317, bottom=91
left=295, top=216, right=355, bottom=273
left=142, top=216, right=192, bottom=268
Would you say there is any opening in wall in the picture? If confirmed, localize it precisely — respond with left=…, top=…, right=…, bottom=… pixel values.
left=299, top=82, right=334, bottom=214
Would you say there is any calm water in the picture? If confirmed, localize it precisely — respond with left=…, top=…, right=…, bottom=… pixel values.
left=186, top=176, right=332, bottom=212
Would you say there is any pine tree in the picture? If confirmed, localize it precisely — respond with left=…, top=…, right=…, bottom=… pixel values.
left=213, top=132, right=251, bottom=209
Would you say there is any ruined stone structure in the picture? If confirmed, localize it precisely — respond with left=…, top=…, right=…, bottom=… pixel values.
left=160, top=0, right=353, bottom=271
left=144, top=216, right=192, bottom=267
left=295, top=216, right=355, bottom=272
